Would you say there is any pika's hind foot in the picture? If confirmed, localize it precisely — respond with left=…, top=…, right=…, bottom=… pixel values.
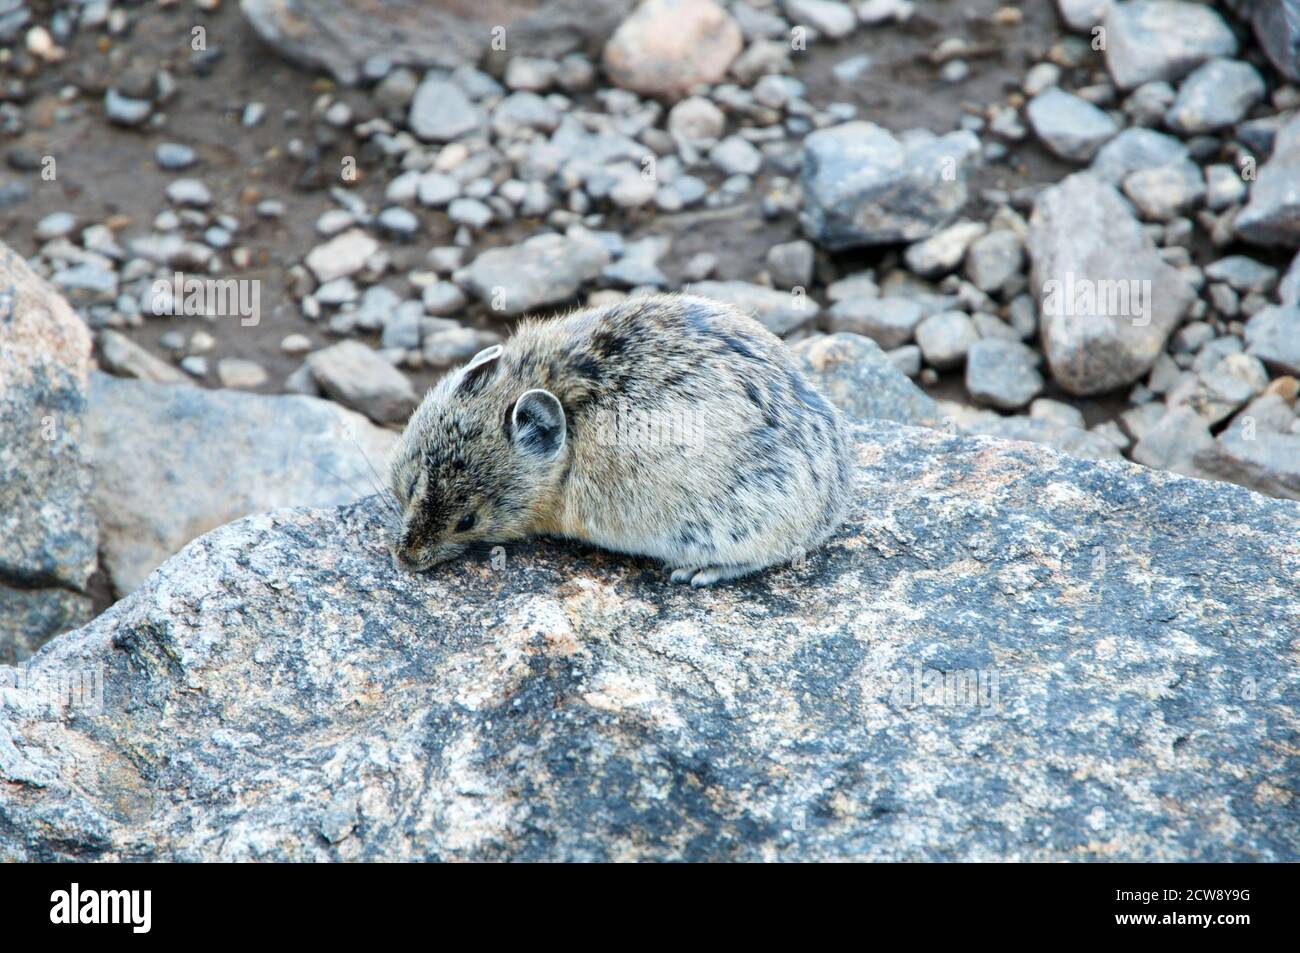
left=668, top=563, right=764, bottom=587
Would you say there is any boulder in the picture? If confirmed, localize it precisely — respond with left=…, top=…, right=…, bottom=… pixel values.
left=800, top=121, right=980, bottom=250
left=1102, top=0, right=1237, bottom=89
left=3, top=422, right=1298, bottom=861
left=0, top=244, right=97, bottom=663
left=85, top=373, right=396, bottom=596
left=240, top=0, right=633, bottom=86
left=1028, top=173, right=1196, bottom=394
left=602, top=0, right=742, bottom=99
left=466, top=232, right=610, bottom=316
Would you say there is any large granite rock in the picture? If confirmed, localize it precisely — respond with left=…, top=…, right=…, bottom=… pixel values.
left=240, top=0, right=634, bottom=85
left=800, top=122, right=981, bottom=250
left=1028, top=173, right=1196, bottom=395
left=0, top=245, right=97, bottom=664
left=2, top=423, right=1297, bottom=861
left=85, top=373, right=396, bottom=597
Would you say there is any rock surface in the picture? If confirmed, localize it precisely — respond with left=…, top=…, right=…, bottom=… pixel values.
left=0, top=245, right=97, bottom=664
left=2, top=422, right=1297, bottom=861
left=1028, top=173, right=1196, bottom=394
left=241, top=0, right=633, bottom=85
left=85, top=373, right=396, bottom=596
left=800, top=121, right=980, bottom=250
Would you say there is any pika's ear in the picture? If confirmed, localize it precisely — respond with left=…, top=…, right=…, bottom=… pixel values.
left=510, top=388, right=566, bottom=460
left=457, top=344, right=503, bottom=396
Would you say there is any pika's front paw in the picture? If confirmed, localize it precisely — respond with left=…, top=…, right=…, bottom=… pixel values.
left=668, top=564, right=761, bottom=587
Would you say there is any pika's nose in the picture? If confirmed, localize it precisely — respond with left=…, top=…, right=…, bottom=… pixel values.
left=392, top=547, right=420, bottom=572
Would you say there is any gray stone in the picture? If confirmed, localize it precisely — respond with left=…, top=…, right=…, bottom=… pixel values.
left=34, top=212, right=76, bottom=241
left=1120, top=159, right=1205, bottom=221
left=903, top=221, right=986, bottom=278
left=409, top=74, right=484, bottom=142
left=0, top=244, right=97, bottom=663
left=98, top=330, right=193, bottom=386
left=1251, top=0, right=1300, bottom=83
left=800, top=121, right=980, bottom=250
left=380, top=303, right=424, bottom=350
left=1203, top=256, right=1278, bottom=295
left=1164, top=58, right=1265, bottom=134
left=155, top=142, right=197, bottom=170
left=963, top=416, right=1123, bottom=460
left=1235, top=113, right=1300, bottom=248
left=165, top=178, right=212, bottom=208
left=1103, top=0, right=1237, bottom=90
left=965, top=338, right=1044, bottom=410
left=376, top=206, right=419, bottom=238
left=465, top=232, right=610, bottom=316
left=687, top=281, right=820, bottom=335
left=915, top=310, right=978, bottom=370
left=667, top=96, right=726, bottom=144
left=240, top=0, right=632, bottom=86
left=416, top=172, right=460, bottom=207
left=709, top=135, right=761, bottom=176
left=827, top=297, right=924, bottom=349
left=11, top=418, right=1298, bottom=860
left=1204, top=164, right=1248, bottom=210
left=1025, top=88, right=1119, bottom=162
left=1131, top=405, right=1216, bottom=476
left=793, top=333, right=943, bottom=426
left=1281, top=251, right=1300, bottom=305
left=491, top=91, right=560, bottom=136
left=964, top=230, right=1024, bottom=294
left=86, top=373, right=395, bottom=594
left=767, top=241, right=815, bottom=289
left=216, top=357, right=270, bottom=390
left=1057, top=0, right=1111, bottom=31
left=1029, top=397, right=1086, bottom=431
left=1244, top=305, right=1300, bottom=375
left=785, top=0, right=857, bottom=37
left=1088, top=127, right=1188, bottom=185
left=104, top=88, right=151, bottom=127
left=423, top=327, right=502, bottom=366
left=305, top=340, right=417, bottom=425
left=305, top=229, right=379, bottom=284
left=1028, top=173, right=1196, bottom=394
left=422, top=281, right=468, bottom=317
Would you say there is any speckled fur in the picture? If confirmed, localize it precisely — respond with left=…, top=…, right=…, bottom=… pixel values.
left=387, top=293, right=854, bottom=585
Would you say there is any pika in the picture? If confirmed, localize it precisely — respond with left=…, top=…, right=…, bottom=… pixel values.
left=386, top=293, right=854, bottom=586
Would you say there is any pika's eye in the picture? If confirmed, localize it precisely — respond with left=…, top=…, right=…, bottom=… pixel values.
left=455, top=512, right=477, bottom=533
